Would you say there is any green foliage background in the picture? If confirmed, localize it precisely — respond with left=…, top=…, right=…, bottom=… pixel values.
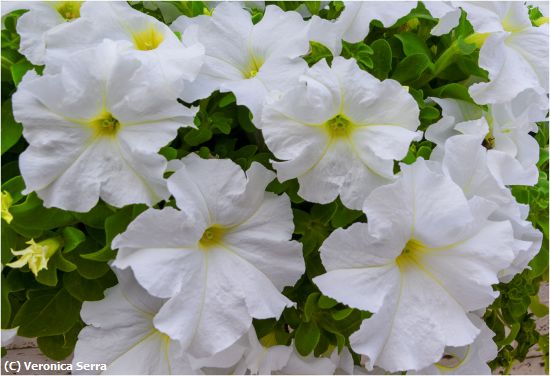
left=1, top=2, right=548, bottom=373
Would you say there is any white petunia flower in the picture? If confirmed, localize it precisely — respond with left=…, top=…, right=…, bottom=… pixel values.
left=112, top=155, right=304, bottom=358
left=1, top=327, right=18, bottom=347
left=309, top=1, right=417, bottom=55
left=456, top=1, right=549, bottom=104
left=277, top=344, right=337, bottom=375
left=171, top=2, right=309, bottom=122
left=12, top=40, right=196, bottom=212
left=233, top=328, right=293, bottom=375
left=43, top=1, right=204, bottom=96
left=7, top=1, right=83, bottom=65
left=313, top=159, right=515, bottom=372
left=430, top=134, right=543, bottom=282
left=72, top=268, right=197, bottom=375
left=192, top=326, right=292, bottom=375
left=412, top=314, right=497, bottom=375
left=425, top=90, right=547, bottom=186
left=261, top=57, right=421, bottom=209
left=423, top=2, right=461, bottom=36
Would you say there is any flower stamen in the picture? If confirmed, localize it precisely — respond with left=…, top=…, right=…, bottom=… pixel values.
left=199, top=226, right=225, bottom=250
left=91, top=112, right=121, bottom=137
left=396, top=238, right=425, bottom=270
left=132, top=26, right=164, bottom=51
left=326, top=114, right=353, bottom=138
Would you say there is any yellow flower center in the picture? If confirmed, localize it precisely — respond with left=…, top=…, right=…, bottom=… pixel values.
left=395, top=239, right=425, bottom=270
left=132, top=26, right=165, bottom=51
left=325, top=114, right=354, bottom=138
left=91, top=112, right=120, bottom=137
left=244, top=56, right=263, bottom=79
left=55, top=2, right=82, bottom=21
left=199, top=226, right=225, bottom=250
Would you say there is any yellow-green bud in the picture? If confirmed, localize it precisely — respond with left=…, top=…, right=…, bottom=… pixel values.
left=534, top=17, right=549, bottom=26
left=1, top=191, right=13, bottom=224
left=6, top=237, right=63, bottom=277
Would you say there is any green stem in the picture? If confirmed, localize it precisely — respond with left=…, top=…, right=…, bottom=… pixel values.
left=415, top=33, right=489, bottom=87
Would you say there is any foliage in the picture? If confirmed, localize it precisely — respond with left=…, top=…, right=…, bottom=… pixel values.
left=1, top=1, right=548, bottom=373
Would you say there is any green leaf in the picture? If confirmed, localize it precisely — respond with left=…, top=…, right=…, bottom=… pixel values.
left=211, top=112, right=233, bottom=134
left=419, top=106, right=440, bottom=123
left=1, top=175, right=25, bottom=203
left=1, top=274, right=11, bottom=327
left=10, top=59, right=33, bottom=86
left=218, top=93, right=236, bottom=108
left=283, top=307, right=301, bottom=328
left=317, top=295, right=338, bottom=310
left=456, top=36, right=478, bottom=55
left=35, top=251, right=77, bottom=287
left=73, top=202, right=115, bottom=229
left=529, top=294, right=549, bottom=317
left=62, top=227, right=85, bottom=253
left=184, top=126, right=212, bottom=146
left=81, top=204, right=146, bottom=262
left=13, top=288, right=81, bottom=337
left=370, top=39, right=392, bottom=80
left=63, top=269, right=117, bottom=302
left=429, top=83, right=475, bottom=102
left=341, top=41, right=373, bottom=70
left=65, top=238, right=110, bottom=279
left=395, top=32, right=432, bottom=57
left=332, top=308, right=353, bottom=321
left=391, top=53, right=433, bottom=84
left=267, top=178, right=303, bottom=204
left=237, top=107, right=256, bottom=132
left=1, top=100, right=22, bottom=155
left=9, top=193, right=75, bottom=238
left=305, top=1, right=321, bottom=15
left=159, top=146, right=178, bottom=160
left=1, top=224, right=19, bottom=264
left=304, top=292, right=320, bottom=322
left=416, top=145, right=432, bottom=160
left=295, top=320, right=321, bottom=356
left=330, top=201, right=364, bottom=229
left=304, top=41, right=333, bottom=67
left=496, top=322, right=521, bottom=347
left=37, top=321, right=83, bottom=361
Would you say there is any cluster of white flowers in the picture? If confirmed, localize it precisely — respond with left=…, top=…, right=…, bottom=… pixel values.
left=6, top=0, right=548, bottom=374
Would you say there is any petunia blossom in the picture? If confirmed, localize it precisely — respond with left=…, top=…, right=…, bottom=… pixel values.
left=72, top=268, right=196, bottom=375
left=112, top=155, right=304, bottom=358
left=171, top=2, right=309, bottom=123
left=456, top=1, right=549, bottom=104
left=191, top=326, right=293, bottom=375
left=412, top=315, right=497, bottom=375
left=313, top=159, right=515, bottom=372
left=43, top=1, right=204, bottom=96
left=261, top=57, right=421, bottom=209
left=425, top=90, right=547, bottom=186
left=423, top=2, right=461, bottom=36
left=278, top=344, right=338, bottom=375
left=429, top=134, right=542, bottom=282
left=7, top=1, right=83, bottom=65
left=308, top=1, right=417, bottom=55
left=12, top=40, right=197, bottom=212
